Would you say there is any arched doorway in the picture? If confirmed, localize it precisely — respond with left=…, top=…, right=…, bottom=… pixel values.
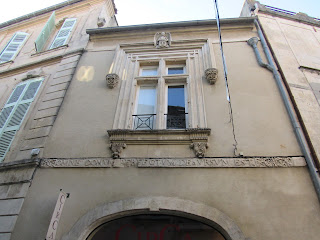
left=87, top=214, right=226, bottom=240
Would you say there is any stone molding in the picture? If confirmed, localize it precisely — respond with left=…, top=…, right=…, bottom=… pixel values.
left=106, top=73, right=119, bottom=88
left=205, top=68, right=218, bottom=84
left=41, top=156, right=306, bottom=168
left=107, top=128, right=211, bottom=158
left=0, top=159, right=40, bottom=171
left=61, top=196, right=247, bottom=240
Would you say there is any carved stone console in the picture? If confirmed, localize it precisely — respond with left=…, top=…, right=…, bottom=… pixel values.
left=205, top=68, right=218, bottom=84
left=106, top=73, right=119, bottom=88
left=107, top=128, right=211, bottom=158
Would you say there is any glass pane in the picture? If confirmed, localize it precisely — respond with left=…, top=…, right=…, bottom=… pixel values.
left=167, top=85, right=186, bottom=129
left=137, top=87, right=156, bottom=114
left=134, top=86, right=156, bottom=130
left=168, top=67, right=184, bottom=74
left=141, top=68, right=158, bottom=76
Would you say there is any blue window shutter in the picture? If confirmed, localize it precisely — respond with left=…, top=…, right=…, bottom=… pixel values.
left=35, top=11, right=56, bottom=52
left=0, top=32, right=29, bottom=63
left=49, top=18, right=76, bottom=49
left=0, top=78, right=43, bottom=161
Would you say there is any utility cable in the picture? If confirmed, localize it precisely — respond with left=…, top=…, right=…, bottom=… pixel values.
left=213, top=0, right=238, bottom=156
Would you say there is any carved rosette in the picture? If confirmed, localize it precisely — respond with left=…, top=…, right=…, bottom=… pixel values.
left=190, top=142, right=208, bottom=158
left=110, top=143, right=126, bottom=159
left=106, top=73, right=119, bottom=89
left=205, top=68, right=218, bottom=85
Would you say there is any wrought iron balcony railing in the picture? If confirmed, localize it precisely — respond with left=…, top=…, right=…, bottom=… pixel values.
left=165, top=113, right=188, bottom=129
left=132, top=114, right=156, bottom=130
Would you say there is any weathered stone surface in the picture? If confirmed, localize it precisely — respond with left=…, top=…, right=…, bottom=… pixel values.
left=50, top=75, right=72, bottom=86
left=38, top=98, right=63, bottom=110
left=42, top=90, right=66, bottom=102
left=25, top=126, right=52, bottom=140
left=0, top=167, right=35, bottom=185
left=0, top=216, right=17, bottom=232
left=34, top=107, right=59, bottom=120
left=31, top=117, right=56, bottom=129
left=41, top=157, right=306, bottom=168
left=20, top=137, right=46, bottom=150
left=0, top=199, right=24, bottom=215
left=60, top=54, right=81, bottom=65
left=53, top=68, right=76, bottom=79
left=46, top=82, right=69, bottom=93
left=0, top=233, right=11, bottom=240
left=4, top=183, right=29, bottom=199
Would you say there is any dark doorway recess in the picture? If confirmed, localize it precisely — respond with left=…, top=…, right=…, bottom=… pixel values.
left=88, top=214, right=226, bottom=240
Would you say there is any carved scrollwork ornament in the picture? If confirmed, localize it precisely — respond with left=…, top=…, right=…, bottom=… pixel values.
left=154, top=32, right=171, bottom=48
left=190, top=142, right=208, bottom=158
left=205, top=68, right=218, bottom=85
left=110, top=143, right=126, bottom=159
left=106, top=73, right=119, bottom=89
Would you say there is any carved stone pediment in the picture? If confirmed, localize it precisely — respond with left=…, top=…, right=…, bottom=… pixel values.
left=154, top=32, right=171, bottom=48
left=107, top=128, right=211, bottom=158
left=106, top=73, right=119, bottom=88
left=205, top=68, right=218, bottom=85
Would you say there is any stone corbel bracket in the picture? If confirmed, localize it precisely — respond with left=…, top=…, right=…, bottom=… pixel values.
left=107, top=128, right=211, bottom=158
left=205, top=68, right=218, bottom=85
left=106, top=73, right=119, bottom=89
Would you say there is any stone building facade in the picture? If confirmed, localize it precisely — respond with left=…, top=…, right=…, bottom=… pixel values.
left=0, top=1, right=320, bottom=240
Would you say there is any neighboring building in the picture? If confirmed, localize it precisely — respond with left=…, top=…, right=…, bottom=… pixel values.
left=0, top=0, right=117, bottom=239
left=241, top=0, right=320, bottom=168
left=0, top=1, right=320, bottom=240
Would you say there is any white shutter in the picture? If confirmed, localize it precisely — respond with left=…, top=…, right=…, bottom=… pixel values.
left=49, top=18, right=76, bottom=49
left=0, top=78, right=43, bottom=161
left=0, top=32, right=29, bottom=63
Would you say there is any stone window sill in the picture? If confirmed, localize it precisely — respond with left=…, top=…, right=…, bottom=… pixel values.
left=31, top=45, right=68, bottom=57
left=107, top=128, right=211, bottom=158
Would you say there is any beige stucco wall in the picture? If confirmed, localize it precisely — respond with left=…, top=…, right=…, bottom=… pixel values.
left=44, top=25, right=301, bottom=158
left=12, top=167, right=320, bottom=240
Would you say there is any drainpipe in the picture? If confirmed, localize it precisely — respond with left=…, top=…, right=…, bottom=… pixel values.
left=247, top=19, right=320, bottom=202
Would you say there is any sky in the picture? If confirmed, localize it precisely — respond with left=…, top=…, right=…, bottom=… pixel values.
left=0, top=0, right=319, bottom=26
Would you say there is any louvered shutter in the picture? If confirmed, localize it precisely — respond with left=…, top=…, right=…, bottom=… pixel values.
left=35, top=11, right=56, bottom=52
left=49, top=18, right=76, bottom=49
left=0, top=32, right=29, bottom=63
left=0, top=78, right=43, bottom=161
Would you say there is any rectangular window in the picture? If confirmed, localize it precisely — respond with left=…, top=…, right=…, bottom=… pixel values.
left=168, top=67, right=184, bottom=75
left=0, top=32, right=29, bottom=63
left=166, top=85, right=187, bottom=129
left=140, top=67, right=158, bottom=76
left=0, top=78, right=43, bottom=162
left=133, top=86, right=157, bottom=130
left=49, top=18, right=76, bottom=50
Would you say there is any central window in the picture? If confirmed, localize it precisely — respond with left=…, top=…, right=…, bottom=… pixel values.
left=133, top=61, right=188, bottom=130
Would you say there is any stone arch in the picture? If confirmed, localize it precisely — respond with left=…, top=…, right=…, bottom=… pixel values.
left=61, top=196, right=247, bottom=240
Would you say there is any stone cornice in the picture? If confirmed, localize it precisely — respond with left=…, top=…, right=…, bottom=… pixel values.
left=0, top=159, right=40, bottom=171
left=107, top=128, right=211, bottom=145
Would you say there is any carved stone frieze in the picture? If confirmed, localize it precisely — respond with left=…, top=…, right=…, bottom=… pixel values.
left=40, top=157, right=306, bottom=168
left=190, top=142, right=208, bottom=158
left=154, top=32, right=171, bottom=48
left=110, top=143, right=126, bottom=159
left=205, top=68, right=218, bottom=85
left=106, top=73, right=119, bottom=88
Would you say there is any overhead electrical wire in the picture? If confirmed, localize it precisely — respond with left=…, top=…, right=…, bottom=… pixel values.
left=213, top=0, right=239, bottom=156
